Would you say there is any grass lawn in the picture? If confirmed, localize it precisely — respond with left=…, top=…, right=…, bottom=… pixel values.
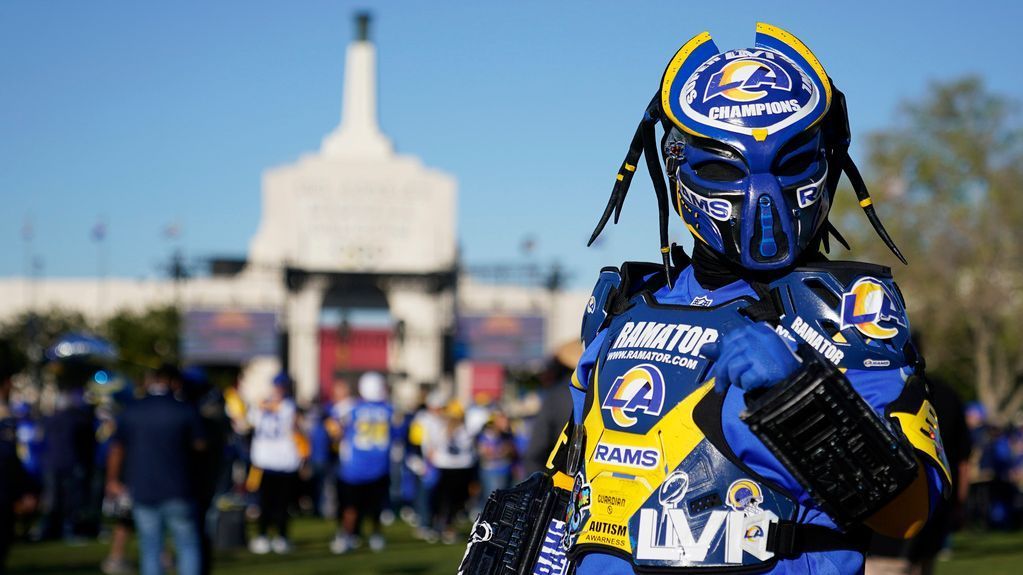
left=8, top=518, right=467, bottom=575
left=8, top=519, right=1023, bottom=574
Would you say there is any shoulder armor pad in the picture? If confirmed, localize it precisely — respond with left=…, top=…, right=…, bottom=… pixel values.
left=769, top=260, right=913, bottom=371
left=581, top=267, right=621, bottom=348
left=580, top=262, right=672, bottom=348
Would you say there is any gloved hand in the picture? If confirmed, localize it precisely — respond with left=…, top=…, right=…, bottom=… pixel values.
left=703, top=322, right=800, bottom=394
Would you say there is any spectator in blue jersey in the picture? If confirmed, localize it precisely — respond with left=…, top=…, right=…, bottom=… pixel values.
left=247, top=373, right=304, bottom=555
left=331, top=372, right=393, bottom=554
left=307, top=405, right=334, bottom=518
left=106, top=364, right=205, bottom=575
left=476, top=410, right=516, bottom=503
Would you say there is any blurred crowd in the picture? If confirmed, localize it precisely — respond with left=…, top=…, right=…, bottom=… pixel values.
left=962, top=401, right=1023, bottom=531
left=866, top=378, right=1023, bottom=575
left=5, top=334, right=1023, bottom=575
left=0, top=340, right=578, bottom=575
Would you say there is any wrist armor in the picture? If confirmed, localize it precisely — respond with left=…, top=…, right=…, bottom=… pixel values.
left=740, top=345, right=919, bottom=529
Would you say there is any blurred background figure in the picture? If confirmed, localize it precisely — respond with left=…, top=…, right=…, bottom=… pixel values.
left=10, top=399, right=42, bottom=544
left=331, top=372, right=393, bottom=554
left=963, top=401, right=1019, bottom=531
left=866, top=374, right=973, bottom=575
left=522, top=342, right=580, bottom=475
left=476, top=410, right=516, bottom=503
left=320, top=376, right=353, bottom=520
left=304, top=401, right=332, bottom=519
left=106, top=364, right=205, bottom=575
left=426, top=400, right=474, bottom=544
left=464, top=394, right=492, bottom=438
left=406, top=389, right=444, bottom=542
left=39, top=388, right=95, bottom=542
left=98, top=389, right=134, bottom=575
left=0, top=343, right=34, bottom=572
left=246, top=373, right=303, bottom=555
left=179, top=366, right=228, bottom=575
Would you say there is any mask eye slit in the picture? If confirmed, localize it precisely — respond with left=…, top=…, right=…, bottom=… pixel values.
left=773, top=128, right=822, bottom=177
left=775, top=151, right=818, bottom=177
left=692, top=161, right=746, bottom=182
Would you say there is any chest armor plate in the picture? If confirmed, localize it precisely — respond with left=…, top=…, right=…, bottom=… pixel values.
left=565, top=295, right=797, bottom=570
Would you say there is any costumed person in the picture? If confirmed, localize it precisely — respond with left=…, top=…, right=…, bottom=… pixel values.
left=331, top=372, right=394, bottom=554
left=247, top=373, right=303, bottom=555
left=459, top=24, right=950, bottom=575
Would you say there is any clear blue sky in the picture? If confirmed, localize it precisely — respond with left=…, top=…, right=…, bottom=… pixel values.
left=2, top=0, right=1021, bottom=287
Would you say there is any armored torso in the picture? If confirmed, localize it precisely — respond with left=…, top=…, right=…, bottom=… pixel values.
left=565, top=261, right=911, bottom=571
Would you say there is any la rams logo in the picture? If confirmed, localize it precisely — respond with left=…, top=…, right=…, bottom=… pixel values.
left=726, top=479, right=764, bottom=513
left=677, top=48, right=821, bottom=138
left=601, top=364, right=665, bottom=428
left=840, top=278, right=905, bottom=340
left=703, top=58, right=792, bottom=103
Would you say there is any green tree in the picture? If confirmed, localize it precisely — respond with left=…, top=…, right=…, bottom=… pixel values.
left=0, top=305, right=181, bottom=386
left=832, top=77, right=1023, bottom=423
left=102, top=305, right=180, bottom=382
left=0, top=308, right=92, bottom=364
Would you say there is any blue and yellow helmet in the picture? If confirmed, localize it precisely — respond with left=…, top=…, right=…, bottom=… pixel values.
left=589, top=24, right=905, bottom=277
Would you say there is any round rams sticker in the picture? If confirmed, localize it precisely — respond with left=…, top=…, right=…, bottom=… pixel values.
left=681, top=49, right=818, bottom=133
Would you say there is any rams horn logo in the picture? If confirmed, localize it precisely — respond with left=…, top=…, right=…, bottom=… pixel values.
left=703, top=57, right=793, bottom=103
left=840, top=278, right=905, bottom=340
left=726, top=479, right=764, bottom=513
left=601, top=364, right=666, bottom=428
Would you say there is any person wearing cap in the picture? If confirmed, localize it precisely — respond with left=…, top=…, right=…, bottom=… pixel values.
left=331, top=372, right=395, bottom=554
left=247, top=373, right=303, bottom=555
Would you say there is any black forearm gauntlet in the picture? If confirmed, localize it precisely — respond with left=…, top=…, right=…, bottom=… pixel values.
left=458, top=472, right=571, bottom=575
left=740, top=345, right=919, bottom=529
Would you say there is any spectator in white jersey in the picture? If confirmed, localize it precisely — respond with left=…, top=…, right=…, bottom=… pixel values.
left=247, top=373, right=304, bottom=555
left=426, top=401, right=475, bottom=544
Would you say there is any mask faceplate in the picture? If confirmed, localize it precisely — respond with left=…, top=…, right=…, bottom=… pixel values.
left=661, top=24, right=833, bottom=270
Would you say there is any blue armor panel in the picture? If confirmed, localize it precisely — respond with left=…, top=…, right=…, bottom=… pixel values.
left=768, top=262, right=912, bottom=371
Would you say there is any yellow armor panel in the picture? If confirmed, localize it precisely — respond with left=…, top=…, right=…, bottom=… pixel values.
left=574, top=373, right=714, bottom=553
left=890, top=399, right=952, bottom=487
